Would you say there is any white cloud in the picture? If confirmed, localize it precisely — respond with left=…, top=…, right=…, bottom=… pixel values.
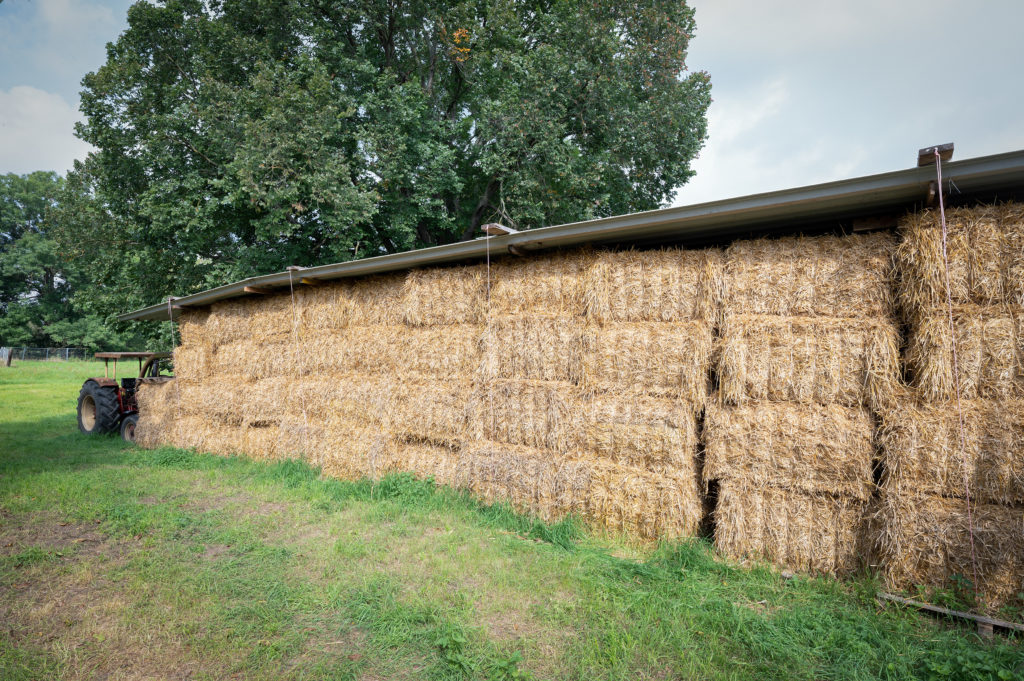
left=673, top=77, right=874, bottom=205
left=0, top=85, right=92, bottom=174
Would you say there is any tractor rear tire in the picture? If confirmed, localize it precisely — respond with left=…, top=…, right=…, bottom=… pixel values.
left=78, top=380, right=120, bottom=435
left=120, top=413, right=139, bottom=443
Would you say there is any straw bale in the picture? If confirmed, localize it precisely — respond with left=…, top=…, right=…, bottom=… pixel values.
left=215, top=325, right=481, bottom=381
left=879, top=399, right=1024, bottom=505
left=134, top=379, right=177, bottom=448
left=904, top=306, right=1023, bottom=401
left=574, top=392, right=699, bottom=470
left=584, top=458, right=702, bottom=538
left=287, top=373, right=396, bottom=422
left=488, top=251, right=589, bottom=317
left=173, top=379, right=246, bottom=426
left=172, top=343, right=215, bottom=382
left=583, top=248, right=722, bottom=324
left=299, top=325, right=482, bottom=379
left=458, top=441, right=703, bottom=538
left=723, top=232, right=895, bottom=319
left=391, top=379, right=473, bottom=446
left=402, top=265, right=486, bottom=326
left=176, top=308, right=211, bottom=347
left=170, top=414, right=245, bottom=456
left=878, top=491, right=1024, bottom=611
left=480, top=315, right=583, bottom=382
left=468, top=379, right=573, bottom=451
left=210, top=338, right=290, bottom=381
left=581, top=321, right=712, bottom=403
left=716, top=314, right=900, bottom=409
left=704, top=402, right=876, bottom=500
left=714, top=482, right=870, bottom=575
left=895, top=203, right=1024, bottom=313
left=204, top=295, right=292, bottom=345
left=315, top=421, right=397, bottom=480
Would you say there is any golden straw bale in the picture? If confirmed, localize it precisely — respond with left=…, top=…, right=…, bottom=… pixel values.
left=469, top=380, right=574, bottom=451
left=381, top=442, right=457, bottom=487
left=299, top=325, right=482, bottom=379
left=716, top=314, right=900, bottom=409
left=205, top=295, right=293, bottom=345
left=878, top=491, right=1024, bottom=612
left=391, top=379, right=473, bottom=446
left=584, top=248, right=723, bottom=324
left=171, top=415, right=245, bottom=456
left=172, top=343, right=214, bottom=381
left=458, top=442, right=702, bottom=538
left=581, top=321, right=712, bottom=403
left=293, top=282, right=347, bottom=332
left=174, top=379, right=246, bottom=426
left=176, top=308, right=211, bottom=347
left=896, top=203, right=1024, bottom=313
left=288, top=373, right=397, bottom=422
left=714, top=482, right=869, bottom=575
left=135, top=379, right=176, bottom=448
left=584, top=459, right=702, bottom=539
left=402, top=265, right=486, bottom=326
left=480, top=315, right=583, bottom=382
left=703, top=402, right=876, bottom=500
left=331, top=274, right=407, bottom=326
left=239, top=422, right=285, bottom=461
left=315, top=421, right=397, bottom=480
left=210, top=339, right=290, bottom=381
left=573, top=393, right=698, bottom=470
left=488, top=251, right=589, bottom=317
left=723, top=232, right=895, bottom=319
left=879, top=399, right=1024, bottom=505
left=904, top=306, right=1023, bottom=401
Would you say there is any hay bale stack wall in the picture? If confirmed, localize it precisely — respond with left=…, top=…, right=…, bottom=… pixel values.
left=704, top=232, right=899, bottom=575
left=880, top=204, right=1024, bottom=611
left=141, top=249, right=721, bottom=538
left=134, top=202, right=1024, bottom=607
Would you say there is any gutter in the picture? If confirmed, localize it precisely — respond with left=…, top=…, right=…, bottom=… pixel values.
left=119, top=149, right=1024, bottom=322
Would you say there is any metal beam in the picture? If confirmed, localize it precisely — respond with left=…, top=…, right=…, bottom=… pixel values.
left=119, top=149, right=1024, bottom=322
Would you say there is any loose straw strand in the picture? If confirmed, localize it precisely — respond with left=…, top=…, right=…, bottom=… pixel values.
left=935, top=149, right=980, bottom=590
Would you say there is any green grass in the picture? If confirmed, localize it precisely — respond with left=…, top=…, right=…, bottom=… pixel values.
left=0, top=362, right=1020, bottom=680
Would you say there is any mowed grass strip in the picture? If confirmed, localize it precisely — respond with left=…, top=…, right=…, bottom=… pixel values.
left=0, top=362, right=1020, bottom=680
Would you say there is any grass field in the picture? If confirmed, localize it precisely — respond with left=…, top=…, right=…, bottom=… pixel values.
left=0, top=362, right=1020, bottom=680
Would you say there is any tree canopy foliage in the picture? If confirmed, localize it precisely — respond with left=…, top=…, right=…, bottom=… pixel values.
left=57, top=0, right=711, bottom=316
left=0, top=172, right=147, bottom=350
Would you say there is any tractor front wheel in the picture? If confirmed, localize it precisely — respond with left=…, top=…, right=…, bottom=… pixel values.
left=78, top=380, right=120, bottom=435
left=120, top=413, right=139, bottom=443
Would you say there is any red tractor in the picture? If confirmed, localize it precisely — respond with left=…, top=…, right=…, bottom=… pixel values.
left=77, top=352, right=173, bottom=442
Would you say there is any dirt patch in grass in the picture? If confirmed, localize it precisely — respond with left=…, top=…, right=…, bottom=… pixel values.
left=0, top=511, right=107, bottom=558
left=202, top=543, right=231, bottom=560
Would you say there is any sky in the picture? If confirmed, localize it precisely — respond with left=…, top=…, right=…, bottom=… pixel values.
left=1, top=0, right=1023, bottom=206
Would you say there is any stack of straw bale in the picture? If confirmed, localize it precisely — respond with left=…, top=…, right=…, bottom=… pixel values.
left=705, top=232, right=899, bottom=575
left=881, top=204, right=1024, bottom=610
left=143, top=247, right=720, bottom=539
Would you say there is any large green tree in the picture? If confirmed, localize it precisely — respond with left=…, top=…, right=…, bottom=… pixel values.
left=0, top=171, right=147, bottom=350
left=62, top=0, right=711, bottom=313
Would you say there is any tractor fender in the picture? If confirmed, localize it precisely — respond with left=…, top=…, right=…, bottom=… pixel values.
left=90, top=378, right=119, bottom=388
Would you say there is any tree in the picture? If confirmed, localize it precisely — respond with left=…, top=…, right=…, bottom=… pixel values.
left=62, top=0, right=711, bottom=315
left=0, top=171, right=149, bottom=351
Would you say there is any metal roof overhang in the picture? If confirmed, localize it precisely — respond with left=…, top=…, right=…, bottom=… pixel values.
left=120, top=148, right=1024, bottom=322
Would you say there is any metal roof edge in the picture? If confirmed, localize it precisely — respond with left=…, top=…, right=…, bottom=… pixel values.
left=119, top=148, right=1024, bottom=322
